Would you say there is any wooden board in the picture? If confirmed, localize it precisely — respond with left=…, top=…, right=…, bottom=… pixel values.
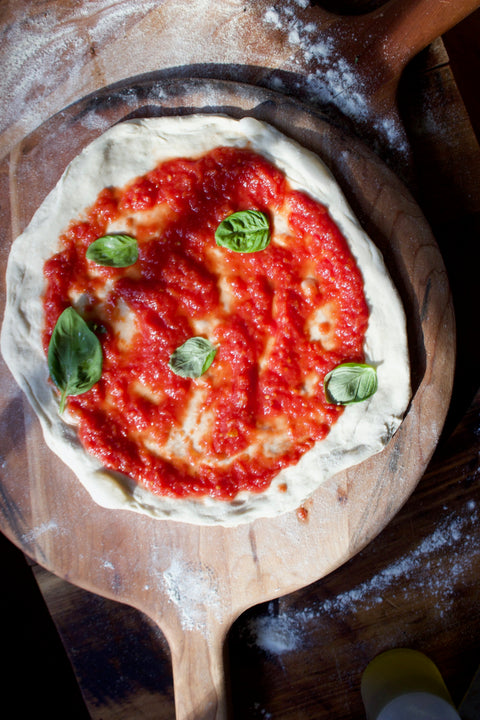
left=3, top=0, right=480, bottom=174
left=0, top=77, right=455, bottom=719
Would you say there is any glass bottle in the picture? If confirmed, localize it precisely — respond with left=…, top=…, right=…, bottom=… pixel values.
left=361, top=648, right=461, bottom=719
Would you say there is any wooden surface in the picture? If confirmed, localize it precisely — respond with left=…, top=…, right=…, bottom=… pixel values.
left=1, top=1, right=480, bottom=719
left=1, top=78, right=454, bottom=720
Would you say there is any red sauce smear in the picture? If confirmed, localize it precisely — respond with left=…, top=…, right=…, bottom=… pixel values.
left=43, top=147, right=368, bottom=501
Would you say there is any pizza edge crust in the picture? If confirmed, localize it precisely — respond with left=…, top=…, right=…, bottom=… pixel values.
left=1, top=115, right=411, bottom=526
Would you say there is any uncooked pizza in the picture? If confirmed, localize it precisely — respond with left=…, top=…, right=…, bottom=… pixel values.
left=1, top=115, right=410, bottom=525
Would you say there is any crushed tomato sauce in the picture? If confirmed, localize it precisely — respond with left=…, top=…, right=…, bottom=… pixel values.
left=43, top=146, right=369, bottom=500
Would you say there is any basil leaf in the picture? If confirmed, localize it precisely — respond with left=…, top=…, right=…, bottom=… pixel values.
left=215, top=210, right=270, bottom=253
left=324, top=362, right=377, bottom=404
left=48, top=307, right=103, bottom=413
left=86, top=234, right=138, bottom=267
left=168, top=337, right=217, bottom=378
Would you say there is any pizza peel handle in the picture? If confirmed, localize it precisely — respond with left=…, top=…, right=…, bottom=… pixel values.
left=322, top=0, right=480, bottom=118
left=342, top=0, right=480, bottom=56
left=143, top=6, right=480, bottom=718
left=0, top=0, right=468, bottom=717
left=344, top=0, right=480, bottom=66
left=168, top=620, right=230, bottom=720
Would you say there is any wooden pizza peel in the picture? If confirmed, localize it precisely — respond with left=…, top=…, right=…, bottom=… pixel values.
left=1, top=1, right=477, bottom=718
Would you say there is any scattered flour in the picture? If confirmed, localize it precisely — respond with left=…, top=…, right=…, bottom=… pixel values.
left=1, top=0, right=160, bottom=146
left=261, top=3, right=410, bottom=157
left=161, top=553, right=226, bottom=635
left=253, top=610, right=307, bottom=655
left=246, top=504, right=479, bottom=656
left=21, top=518, right=60, bottom=544
left=3, top=1, right=410, bottom=159
left=253, top=704, right=273, bottom=720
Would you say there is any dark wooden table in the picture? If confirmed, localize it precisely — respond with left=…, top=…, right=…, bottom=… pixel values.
left=2, top=2, right=480, bottom=718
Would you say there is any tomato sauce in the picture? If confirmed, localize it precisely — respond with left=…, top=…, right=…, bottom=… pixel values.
left=43, top=147, right=368, bottom=501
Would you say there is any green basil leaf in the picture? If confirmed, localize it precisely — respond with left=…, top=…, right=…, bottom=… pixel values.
left=86, top=234, right=138, bottom=267
left=215, top=210, right=270, bottom=253
left=168, top=337, right=217, bottom=378
left=48, top=307, right=103, bottom=413
left=324, top=362, right=377, bottom=405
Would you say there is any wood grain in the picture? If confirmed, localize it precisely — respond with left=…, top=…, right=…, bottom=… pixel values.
left=2, top=0, right=480, bottom=174
left=0, top=77, right=455, bottom=720
left=2, top=1, right=478, bottom=717
left=28, top=386, right=480, bottom=719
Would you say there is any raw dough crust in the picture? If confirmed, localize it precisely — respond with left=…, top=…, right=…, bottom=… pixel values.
left=1, top=115, right=410, bottom=526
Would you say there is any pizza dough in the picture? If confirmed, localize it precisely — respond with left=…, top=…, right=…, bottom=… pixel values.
left=1, top=115, right=410, bottom=526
